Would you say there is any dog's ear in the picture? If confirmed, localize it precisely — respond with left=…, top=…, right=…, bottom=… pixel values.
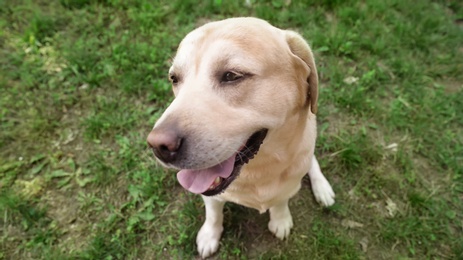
left=285, top=30, right=318, bottom=114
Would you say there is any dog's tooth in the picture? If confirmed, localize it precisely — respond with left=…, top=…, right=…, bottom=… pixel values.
left=208, top=177, right=222, bottom=190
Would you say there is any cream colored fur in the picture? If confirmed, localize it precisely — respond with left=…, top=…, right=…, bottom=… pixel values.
left=152, top=17, right=335, bottom=259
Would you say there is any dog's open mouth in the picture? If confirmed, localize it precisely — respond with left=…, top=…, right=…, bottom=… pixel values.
left=176, top=129, right=268, bottom=196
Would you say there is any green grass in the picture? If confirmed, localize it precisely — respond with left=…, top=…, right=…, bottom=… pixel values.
left=1, top=0, right=462, bottom=259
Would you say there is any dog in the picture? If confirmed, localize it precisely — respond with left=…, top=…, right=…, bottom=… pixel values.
left=147, top=17, right=335, bottom=258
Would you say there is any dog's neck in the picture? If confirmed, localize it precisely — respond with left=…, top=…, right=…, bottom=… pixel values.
left=223, top=109, right=316, bottom=211
left=248, top=109, right=313, bottom=169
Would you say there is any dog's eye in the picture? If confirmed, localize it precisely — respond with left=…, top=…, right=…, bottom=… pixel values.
left=221, top=71, right=243, bottom=83
left=169, top=74, right=179, bottom=84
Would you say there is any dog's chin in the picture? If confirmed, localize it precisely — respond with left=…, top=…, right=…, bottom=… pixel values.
left=174, top=129, right=268, bottom=196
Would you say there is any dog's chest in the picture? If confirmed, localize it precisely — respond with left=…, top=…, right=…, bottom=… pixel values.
left=217, top=170, right=304, bottom=213
left=217, top=145, right=312, bottom=212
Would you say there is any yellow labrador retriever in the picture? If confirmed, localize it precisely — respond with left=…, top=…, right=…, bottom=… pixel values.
left=147, top=17, right=335, bottom=258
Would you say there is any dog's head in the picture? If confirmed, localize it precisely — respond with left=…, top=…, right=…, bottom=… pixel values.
left=147, top=17, right=318, bottom=196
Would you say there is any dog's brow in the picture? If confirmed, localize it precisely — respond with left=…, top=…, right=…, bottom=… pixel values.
left=210, top=54, right=250, bottom=73
left=169, top=63, right=185, bottom=77
left=211, top=57, right=231, bottom=70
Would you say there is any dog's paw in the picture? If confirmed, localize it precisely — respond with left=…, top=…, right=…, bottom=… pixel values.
left=311, top=178, right=335, bottom=207
left=268, top=215, right=293, bottom=240
left=196, top=222, right=223, bottom=259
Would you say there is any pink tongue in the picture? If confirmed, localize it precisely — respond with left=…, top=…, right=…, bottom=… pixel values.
left=177, top=155, right=236, bottom=194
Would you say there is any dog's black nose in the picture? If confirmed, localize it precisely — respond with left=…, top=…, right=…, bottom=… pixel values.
left=147, top=129, right=183, bottom=163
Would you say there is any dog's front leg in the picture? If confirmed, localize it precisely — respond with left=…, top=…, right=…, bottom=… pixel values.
left=197, top=195, right=225, bottom=258
left=308, top=155, right=335, bottom=207
left=268, top=200, right=293, bottom=240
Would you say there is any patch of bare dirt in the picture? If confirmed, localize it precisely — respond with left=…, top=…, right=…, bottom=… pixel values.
left=437, top=79, right=462, bottom=94
left=43, top=188, right=91, bottom=253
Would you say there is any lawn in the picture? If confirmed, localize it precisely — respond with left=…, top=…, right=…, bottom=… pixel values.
left=0, top=0, right=462, bottom=259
